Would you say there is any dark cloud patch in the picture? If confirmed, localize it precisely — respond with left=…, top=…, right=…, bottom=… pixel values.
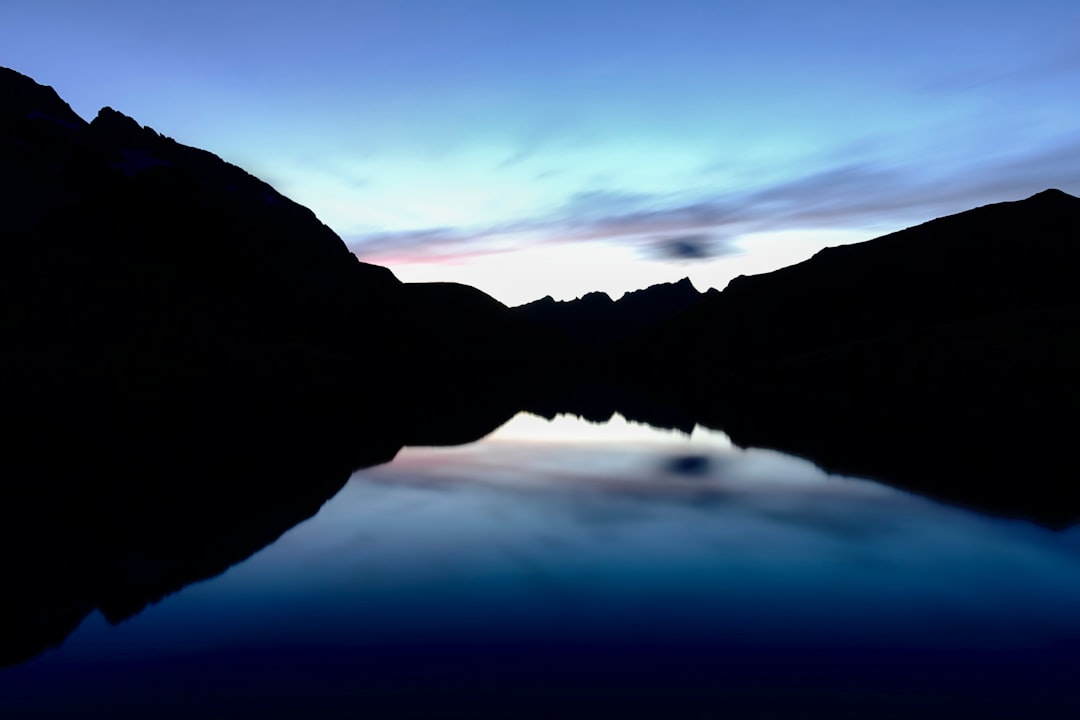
left=649, top=233, right=730, bottom=261
left=659, top=236, right=712, bottom=260
left=544, top=194, right=743, bottom=249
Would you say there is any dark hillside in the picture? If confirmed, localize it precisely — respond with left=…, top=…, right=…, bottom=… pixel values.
left=635, top=189, right=1080, bottom=379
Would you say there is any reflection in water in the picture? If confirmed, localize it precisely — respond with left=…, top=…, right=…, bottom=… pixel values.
left=3, top=413, right=1080, bottom=718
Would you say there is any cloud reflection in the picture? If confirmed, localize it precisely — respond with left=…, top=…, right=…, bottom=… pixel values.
left=300, top=411, right=1080, bottom=654
left=353, top=414, right=931, bottom=546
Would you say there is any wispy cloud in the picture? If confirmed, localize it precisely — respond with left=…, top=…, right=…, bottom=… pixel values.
left=346, top=137, right=1080, bottom=265
left=917, top=45, right=1080, bottom=97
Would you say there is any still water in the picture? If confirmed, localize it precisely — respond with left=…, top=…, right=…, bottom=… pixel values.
left=4, top=413, right=1080, bottom=718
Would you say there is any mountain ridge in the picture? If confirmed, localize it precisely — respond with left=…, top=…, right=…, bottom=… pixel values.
left=626, top=187, right=1080, bottom=373
left=514, top=276, right=705, bottom=347
left=4, top=63, right=1078, bottom=526
left=4, top=65, right=1080, bottom=668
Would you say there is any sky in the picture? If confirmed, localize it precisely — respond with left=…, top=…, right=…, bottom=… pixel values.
left=3, top=1, right=1080, bottom=305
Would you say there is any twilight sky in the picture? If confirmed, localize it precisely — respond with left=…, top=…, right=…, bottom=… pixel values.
left=4, top=1, right=1080, bottom=304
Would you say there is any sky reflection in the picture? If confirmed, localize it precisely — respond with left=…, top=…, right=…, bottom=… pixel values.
left=6, top=412, right=1080, bottom=717
left=43, top=412, right=1077, bottom=656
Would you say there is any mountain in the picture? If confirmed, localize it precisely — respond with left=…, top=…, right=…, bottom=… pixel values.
left=1, top=62, right=562, bottom=664
left=7, top=58, right=1075, bottom=530
left=2, top=67, right=389, bottom=415
left=632, top=189, right=1080, bottom=380
left=614, top=189, right=1080, bottom=525
left=514, top=276, right=705, bottom=347
left=4, top=66, right=1080, bottom=668
left=0, top=66, right=570, bottom=450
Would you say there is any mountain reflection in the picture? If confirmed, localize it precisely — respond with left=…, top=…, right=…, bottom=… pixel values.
left=299, top=421, right=1080, bottom=654
left=5, top=411, right=1080, bottom=718
left=0, top=406, right=402, bottom=668
left=3, top=395, right=1080, bottom=671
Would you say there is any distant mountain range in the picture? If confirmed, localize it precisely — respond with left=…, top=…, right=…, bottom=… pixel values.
left=514, top=276, right=710, bottom=347
left=2, top=66, right=1079, bottom=665
left=515, top=187, right=1080, bottom=388
left=517, top=187, right=1080, bottom=526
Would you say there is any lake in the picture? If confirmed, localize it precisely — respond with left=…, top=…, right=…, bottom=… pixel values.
left=3, top=412, right=1080, bottom=718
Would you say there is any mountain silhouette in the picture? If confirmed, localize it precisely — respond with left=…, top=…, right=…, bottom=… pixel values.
left=607, top=189, right=1080, bottom=525
left=0, top=67, right=568, bottom=447
left=515, top=190, right=1079, bottom=526
left=632, top=188, right=1080, bottom=376
left=3, top=65, right=1080, bottom=667
left=3, top=62, right=1078, bottom=525
left=513, top=276, right=705, bottom=347
left=0, top=66, right=568, bottom=664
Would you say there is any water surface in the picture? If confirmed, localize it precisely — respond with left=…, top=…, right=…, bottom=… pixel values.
left=4, top=413, right=1080, bottom=718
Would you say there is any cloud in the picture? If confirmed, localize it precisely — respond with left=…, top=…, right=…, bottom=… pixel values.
left=346, top=227, right=474, bottom=257
left=557, top=189, right=658, bottom=221
left=648, top=234, right=727, bottom=261
left=344, top=190, right=742, bottom=261
left=918, top=45, right=1080, bottom=98
left=345, top=136, right=1080, bottom=265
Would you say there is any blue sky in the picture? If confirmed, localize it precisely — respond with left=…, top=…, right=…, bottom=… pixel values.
left=4, top=1, right=1080, bottom=304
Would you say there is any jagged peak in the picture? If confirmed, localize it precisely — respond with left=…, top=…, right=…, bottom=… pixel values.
left=90, top=107, right=178, bottom=151
left=91, top=106, right=145, bottom=134
left=577, top=290, right=615, bottom=304
left=618, top=277, right=701, bottom=302
left=513, top=295, right=561, bottom=309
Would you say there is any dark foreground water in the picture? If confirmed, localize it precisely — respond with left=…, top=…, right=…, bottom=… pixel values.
left=3, top=413, right=1080, bottom=719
